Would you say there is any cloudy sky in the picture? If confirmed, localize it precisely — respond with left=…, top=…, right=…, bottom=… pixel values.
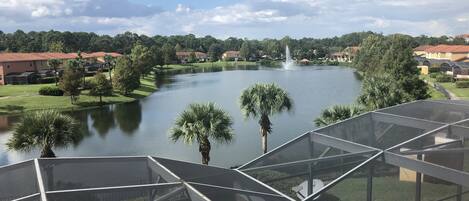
left=1, top=0, right=468, bottom=39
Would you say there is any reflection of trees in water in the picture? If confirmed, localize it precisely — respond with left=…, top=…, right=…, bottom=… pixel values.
left=66, top=111, right=92, bottom=147
left=90, top=106, right=116, bottom=138
left=114, top=102, right=142, bottom=135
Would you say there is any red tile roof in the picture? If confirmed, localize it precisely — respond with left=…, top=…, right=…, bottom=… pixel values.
left=413, top=45, right=434, bottom=51
left=425, top=45, right=469, bottom=53
left=0, top=52, right=122, bottom=63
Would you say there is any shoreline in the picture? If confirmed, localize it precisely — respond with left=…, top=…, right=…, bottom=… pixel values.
left=0, top=61, right=348, bottom=115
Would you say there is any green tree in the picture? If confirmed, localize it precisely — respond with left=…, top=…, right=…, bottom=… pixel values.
left=175, top=43, right=183, bottom=52
left=314, top=105, right=365, bottom=127
left=150, top=46, right=164, bottom=69
left=162, top=43, right=176, bottom=66
left=47, top=59, right=62, bottom=86
left=188, top=51, right=197, bottom=63
left=89, top=73, right=112, bottom=104
left=49, top=41, right=64, bottom=52
left=113, top=56, right=140, bottom=95
left=208, top=43, right=223, bottom=61
left=60, top=60, right=82, bottom=104
left=240, top=41, right=251, bottom=61
left=7, top=110, right=81, bottom=158
left=353, top=34, right=387, bottom=73
left=170, top=102, right=234, bottom=165
left=239, top=83, right=293, bottom=153
left=130, top=43, right=152, bottom=77
left=357, top=74, right=410, bottom=110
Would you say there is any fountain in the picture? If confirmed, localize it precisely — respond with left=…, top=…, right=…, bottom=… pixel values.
left=283, top=45, right=294, bottom=70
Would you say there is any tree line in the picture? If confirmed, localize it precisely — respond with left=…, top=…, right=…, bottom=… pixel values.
left=314, top=34, right=430, bottom=126
left=1, top=30, right=467, bottom=61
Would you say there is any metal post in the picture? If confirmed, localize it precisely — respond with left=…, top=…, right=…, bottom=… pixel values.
left=415, top=154, right=422, bottom=201
left=308, top=134, right=314, bottom=196
left=367, top=163, right=373, bottom=201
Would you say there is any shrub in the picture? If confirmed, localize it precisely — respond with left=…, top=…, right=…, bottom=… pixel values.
left=429, top=72, right=441, bottom=78
left=428, top=67, right=441, bottom=73
left=38, top=86, right=64, bottom=96
left=456, top=81, right=469, bottom=88
left=435, top=74, right=453, bottom=82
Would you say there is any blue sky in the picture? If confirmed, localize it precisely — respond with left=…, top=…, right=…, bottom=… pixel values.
left=0, top=0, right=468, bottom=39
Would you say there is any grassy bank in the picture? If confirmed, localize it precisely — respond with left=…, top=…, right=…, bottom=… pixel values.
left=0, top=61, right=259, bottom=115
left=0, top=75, right=157, bottom=115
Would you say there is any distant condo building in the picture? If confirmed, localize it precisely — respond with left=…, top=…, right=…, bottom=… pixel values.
left=222, top=51, right=241, bottom=61
left=329, top=46, right=359, bottom=63
left=0, top=52, right=122, bottom=85
left=175, top=51, right=208, bottom=63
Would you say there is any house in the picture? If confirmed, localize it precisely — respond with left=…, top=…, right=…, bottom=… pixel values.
left=329, top=46, right=359, bottom=62
left=176, top=51, right=208, bottom=63
left=456, top=34, right=469, bottom=43
left=0, top=52, right=122, bottom=85
left=423, top=45, right=469, bottom=62
left=222, top=51, right=241, bottom=61
left=413, top=45, right=434, bottom=57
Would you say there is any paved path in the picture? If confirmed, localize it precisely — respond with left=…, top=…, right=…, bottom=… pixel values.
left=433, top=82, right=460, bottom=100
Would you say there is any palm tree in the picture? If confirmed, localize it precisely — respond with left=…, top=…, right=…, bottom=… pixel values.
left=170, top=102, right=234, bottom=165
left=104, top=54, right=115, bottom=86
left=47, top=59, right=62, bottom=86
left=7, top=110, right=81, bottom=158
left=357, top=74, right=410, bottom=110
left=239, top=83, right=293, bottom=154
left=314, top=104, right=365, bottom=127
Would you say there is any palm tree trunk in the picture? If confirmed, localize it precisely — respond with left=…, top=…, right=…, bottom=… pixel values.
left=261, top=129, right=268, bottom=154
left=41, top=144, right=56, bottom=158
left=109, top=69, right=113, bottom=87
left=199, top=137, right=211, bottom=165
left=259, top=114, right=272, bottom=154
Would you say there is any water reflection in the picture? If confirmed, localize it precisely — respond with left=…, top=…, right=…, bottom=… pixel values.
left=114, top=102, right=142, bottom=135
left=89, top=106, right=116, bottom=138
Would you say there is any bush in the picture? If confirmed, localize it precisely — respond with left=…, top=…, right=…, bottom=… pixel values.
left=456, top=81, right=469, bottom=88
left=38, top=86, right=64, bottom=96
left=435, top=74, right=453, bottom=82
left=429, top=72, right=441, bottom=78
left=428, top=67, right=441, bottom=73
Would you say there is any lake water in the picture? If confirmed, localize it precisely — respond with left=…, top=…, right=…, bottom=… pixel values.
left=0, top=66, right=362, bottom=167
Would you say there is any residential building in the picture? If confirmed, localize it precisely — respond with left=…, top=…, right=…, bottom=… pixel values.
left=176, top=51, right=208, bottom=63
left=222, top=51, right=240, bottom=61
left=0, top=52, right=121, bottom=85
left=423, top=45, right=469, bottom=62
left=413, top=45, right=434, bottom=57
left=329, top=46, right=359, bottom=62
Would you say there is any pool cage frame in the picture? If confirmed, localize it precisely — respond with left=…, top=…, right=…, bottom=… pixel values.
left=2, top=100, right=469, bottom=201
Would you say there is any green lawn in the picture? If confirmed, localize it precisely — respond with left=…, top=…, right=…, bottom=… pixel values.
left=440, top=82, right=469, bottom=100
left=0, top=75, right=157, bottom=115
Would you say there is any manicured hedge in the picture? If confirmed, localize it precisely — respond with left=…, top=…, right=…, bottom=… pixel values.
left=38, top=86, right=64, bottom=96
left=456, top=81, right=469, bottom=88
left=435, top=74, right=453, bottom=82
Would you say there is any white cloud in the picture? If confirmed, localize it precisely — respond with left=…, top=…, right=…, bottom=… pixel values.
left=0, top=0, right=468, bottom=38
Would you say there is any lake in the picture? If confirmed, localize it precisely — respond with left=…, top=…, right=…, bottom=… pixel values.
left=0, top=66, right=362, bottom=167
